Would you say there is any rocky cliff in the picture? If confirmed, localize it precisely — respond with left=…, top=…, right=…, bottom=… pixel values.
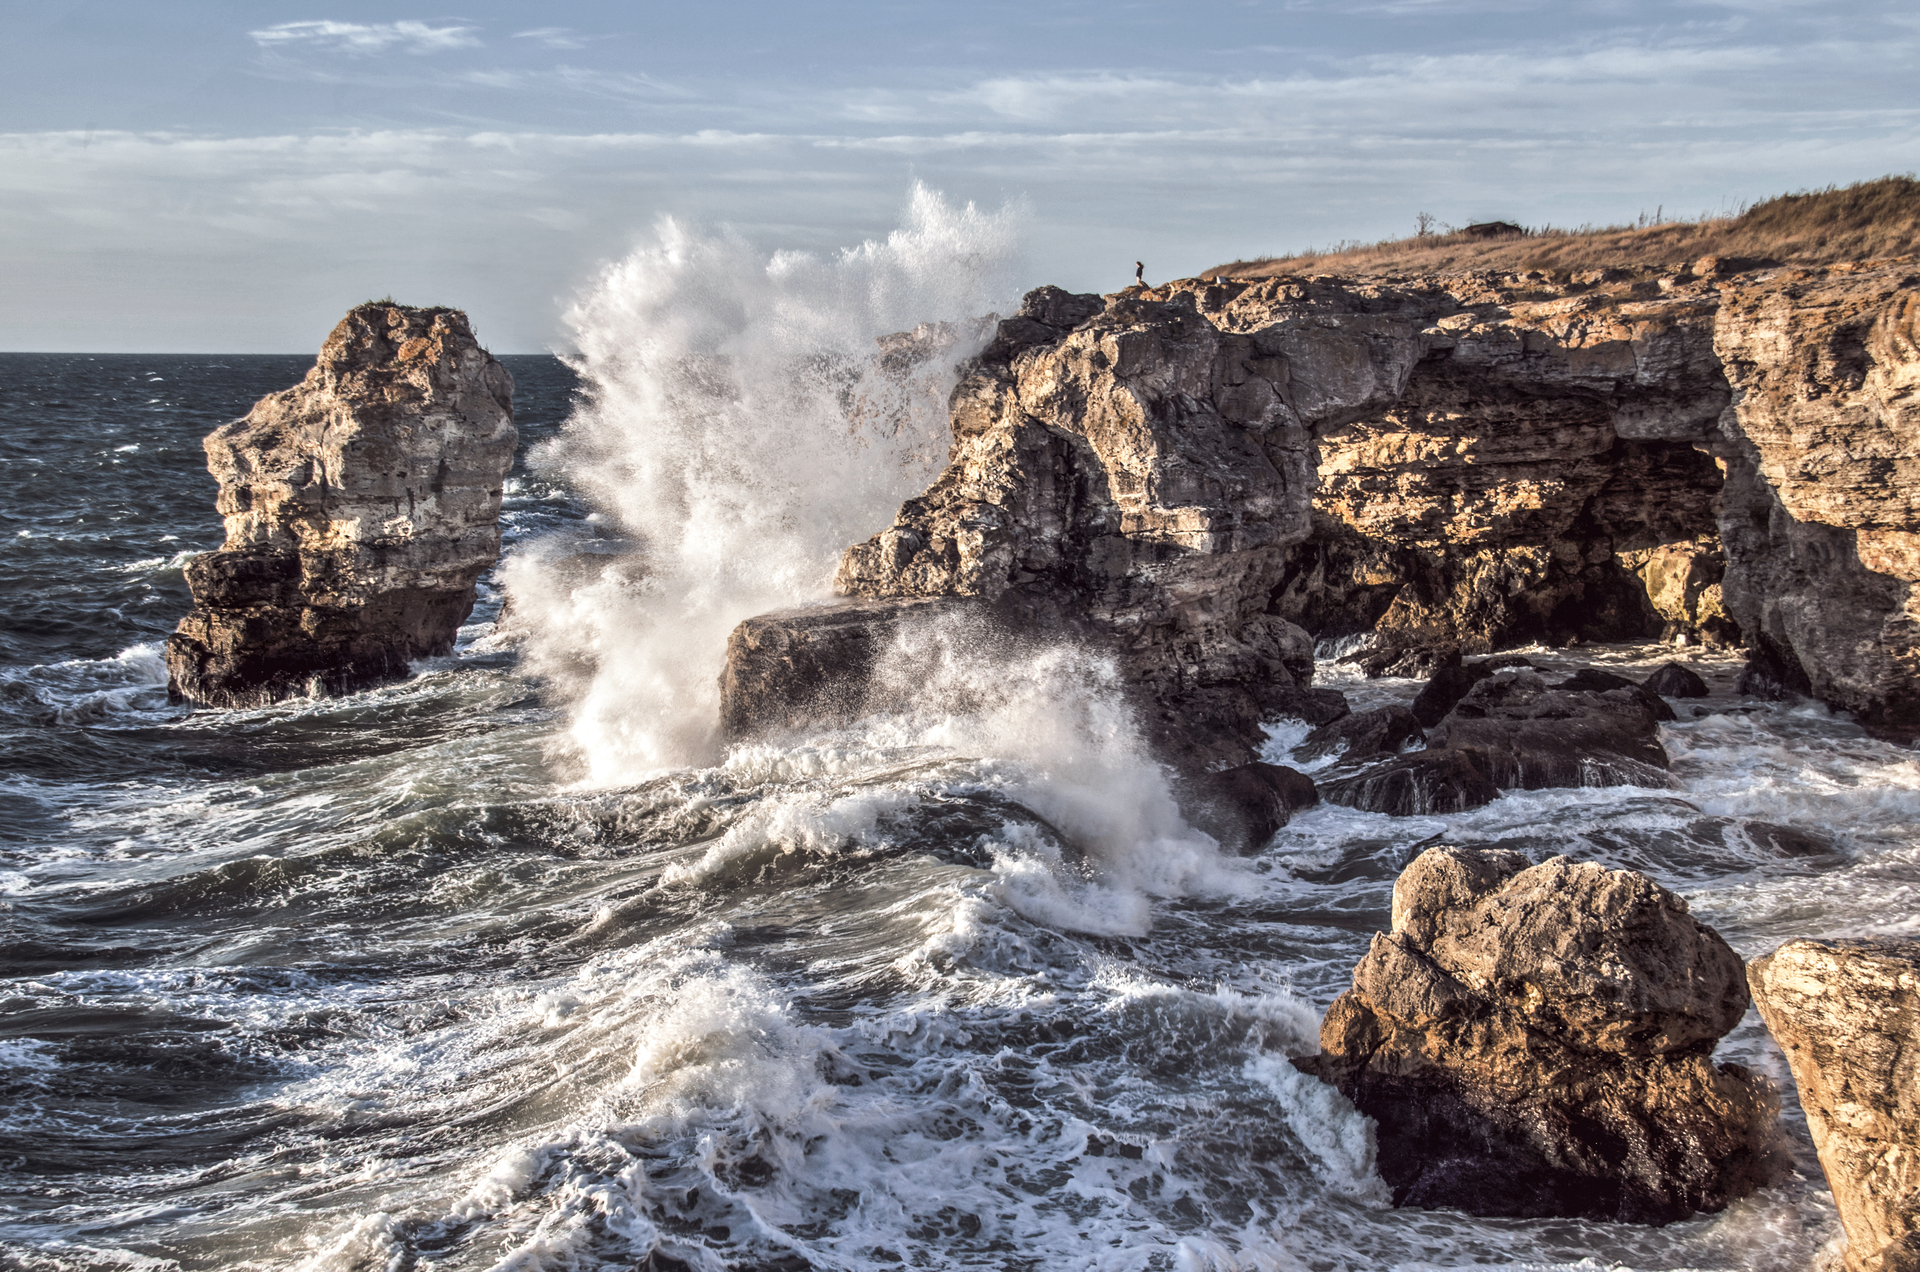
left=167, top=303, right=516, bottom=707
left=727, top=256, right=1920, bottom=755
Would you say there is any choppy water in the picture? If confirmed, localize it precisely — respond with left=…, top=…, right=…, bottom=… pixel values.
left=5, top=214, right=1919, bottom=1271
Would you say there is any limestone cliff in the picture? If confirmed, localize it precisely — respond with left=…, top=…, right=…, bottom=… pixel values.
left=785, top=256, right=1920, bottom=751
left=167, top=303, right=517, bottom=707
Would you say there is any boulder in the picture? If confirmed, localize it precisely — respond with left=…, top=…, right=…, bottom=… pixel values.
left=167, top=304, right=516, bottom=707
left=1410, top=662, right=1494, bottom=728
left=1296, top=706, right=1425, bottom=764
left=1193, top=762, right=1319, bottom=850
left=1748, top=939, right=1920, bottom=1272
left=1294, top=847, right=1783, bottom=1222
left=1425, top=671, right=1672, bottom=790
left=1645, top=661, right=1710, bottom=698
left=718, top=596, right=981, bottom=740
left=1317, top=749, right=1497, bottom=816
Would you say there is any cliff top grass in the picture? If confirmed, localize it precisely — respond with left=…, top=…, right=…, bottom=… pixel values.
left=1212, top=175, right=1920, bottom=280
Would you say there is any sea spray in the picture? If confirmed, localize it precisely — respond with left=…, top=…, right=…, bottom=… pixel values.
left=505, top=186, right=1026, bottom=784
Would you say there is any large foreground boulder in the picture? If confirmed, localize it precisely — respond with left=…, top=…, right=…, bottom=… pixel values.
left=1749, top=939, right=1920, bottom=1272
left=1294, top=847, right=1782, bottom=1222
left=167, top=304, right=516, bottom=707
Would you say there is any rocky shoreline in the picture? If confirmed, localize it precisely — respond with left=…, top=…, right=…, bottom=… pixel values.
left=167, top=266, right=1920, bottom=1259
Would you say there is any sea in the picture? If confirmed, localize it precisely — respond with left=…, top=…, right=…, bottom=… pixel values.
left=2, top=198, right=1916, bottom=1271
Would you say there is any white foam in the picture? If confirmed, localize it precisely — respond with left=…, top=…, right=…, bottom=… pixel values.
left=504, top=185, right=1026, bottom=786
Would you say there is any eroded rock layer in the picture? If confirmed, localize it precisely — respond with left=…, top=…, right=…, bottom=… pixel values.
left=1295, top=846, right=1782, bottom=1223
left=167, top=304, right=516, bottom=707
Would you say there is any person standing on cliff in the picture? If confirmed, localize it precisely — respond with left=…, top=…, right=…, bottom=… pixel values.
left=1135, top=261, right=1145, bottom=286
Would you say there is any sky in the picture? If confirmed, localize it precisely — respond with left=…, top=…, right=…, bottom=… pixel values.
left=3, top=0, right=1917, bottom=352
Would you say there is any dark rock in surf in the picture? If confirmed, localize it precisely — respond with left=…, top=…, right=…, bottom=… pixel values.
left=718, top=596, right=982, bottom=740
left=1554, top=668, right=1677, bottom=721
left=1317, top=748, right=1497, bottom=815
left=1425, top=671, right=1672, bottom=790
left=1410, top=662, right=1493, bottom=728
left=1748, top=938, right=1920, bottom=1272
left=1294, top=846, right=1783, bottom=1223
left=1737, top=638, right=1813, bottom=702
left=1341, top=641, right=1461, bottom=681
left=1195, top=761, right=1319, bottom=850
left=1297, top=706, right=1425, bottom=764
left=1645, top=662, right=1710, bottom=698
left=167, top=304, right=516, bottom=707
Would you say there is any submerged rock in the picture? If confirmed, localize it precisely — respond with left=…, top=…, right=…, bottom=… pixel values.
left=1294, top=847, right=1783, bottom=1223
left=167, top=304, right=516, bottom=707
left=1749, top=939, right=1920, bottom=1272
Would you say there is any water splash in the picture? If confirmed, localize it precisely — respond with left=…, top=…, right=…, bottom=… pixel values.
left=504, top=185, right=1026, bottom=785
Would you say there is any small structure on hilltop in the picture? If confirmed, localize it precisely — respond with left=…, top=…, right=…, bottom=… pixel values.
left=1463, top=220, right=1526, bottom=239
left=167, top=303, right=517, bottom=708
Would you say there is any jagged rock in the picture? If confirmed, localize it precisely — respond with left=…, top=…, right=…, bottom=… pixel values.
left=1645, top=662, right=1710, bottom=698
left=1317, top=749, right=1497, bottom=815
left=731, top=260, right=1920, bottom=758
left=831, top=285, right=1397, bottom=766
left=167, top=304, right=515, bottom=707
left=1410, top=662, right=1494, bottom=727
left=1714, top=270, right=1920, bottom=739
left=1193, top=762, right=1319, bottom=850
left=1294, top=847, right=1783, bottom=1222
left=1425, top=671, right=1673, bottom=790
left=1297, top=706, right=1425, bottom=763
left=1749, top=939, right=1920, bottom=1272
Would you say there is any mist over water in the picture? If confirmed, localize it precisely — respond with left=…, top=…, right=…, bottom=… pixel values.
left=506, top=185, right=1026, bottom=783
left=1, top=194, right=1908, bottom=1271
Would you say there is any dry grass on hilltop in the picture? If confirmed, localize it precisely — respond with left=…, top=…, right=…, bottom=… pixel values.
left=1212, top=175, right=1920, bottom=280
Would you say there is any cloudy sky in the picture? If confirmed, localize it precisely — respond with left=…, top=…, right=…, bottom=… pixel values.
left=4, top=0, right=1916, bottom=352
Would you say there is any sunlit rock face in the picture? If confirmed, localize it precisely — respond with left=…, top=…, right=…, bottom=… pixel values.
left=730, top=258, right=1920, bottom=758
left=167, top=303, right=516, bottom=707
left=1749, top=938, right=1920, bottom=1272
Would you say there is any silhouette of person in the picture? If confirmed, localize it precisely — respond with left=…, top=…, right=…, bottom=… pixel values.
left=1135, top=261, right=1145, bottom=286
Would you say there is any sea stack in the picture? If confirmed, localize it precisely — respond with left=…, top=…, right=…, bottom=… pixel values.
left=166, top=303, right=516, bottom=707
left=1293, top=846, right=1782, bottom=1223
left=1749, top=939, right=1920, bottom=1272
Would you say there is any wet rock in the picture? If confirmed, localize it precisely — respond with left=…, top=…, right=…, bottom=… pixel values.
left=1410, top=662, right=1494, bottom=728
left=1555, top=668, right=1678, bottom=722
left=1318, top=749, right=1497, bottom=815
left=718, top=597, right=981, bottom=740
left=1645, top=662, right=1710, bottom=698
left=1340, top=641, right=1461, bottom=681
left=167, top=304, right=516, bottom=707
left=1737, top=637, right=1814, bottom=702
left=1297, top=706, right=1425, bottom=764
left=833, top=286, right=1391, bottom=766
left=1295, top=847, right=1783, bottom=1223
left=1425, top=671, right=1672, bottom=790
left=1748, top=939, right=1920, bottom=1272
left=1195, top=762, right=1319, bottom=850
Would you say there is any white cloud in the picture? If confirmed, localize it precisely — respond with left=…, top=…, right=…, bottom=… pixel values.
left=249, top=20, right=481, bottom=56
left=513, top=27, right=589, bottom=50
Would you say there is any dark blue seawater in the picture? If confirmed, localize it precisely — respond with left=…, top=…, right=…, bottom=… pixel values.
left=0, top=350, right=1896, bottom=1271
